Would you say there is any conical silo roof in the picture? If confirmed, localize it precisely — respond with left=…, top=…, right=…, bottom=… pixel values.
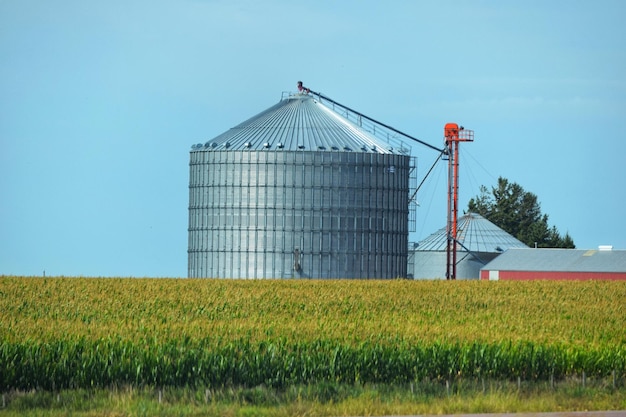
left=193, top=93, right=406, bottom=154
left=415, top=213, right=528, bottom=253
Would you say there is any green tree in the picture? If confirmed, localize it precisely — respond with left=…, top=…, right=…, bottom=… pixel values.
left=467, top=177, right=575, bottom=248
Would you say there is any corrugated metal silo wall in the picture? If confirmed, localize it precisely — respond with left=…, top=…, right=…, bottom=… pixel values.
left=188, top=150, right=410, bottom=278
left=410, top=251, right=501, bottom=280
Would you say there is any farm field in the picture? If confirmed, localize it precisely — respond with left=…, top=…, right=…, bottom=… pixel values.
left=1, top=276, right=625, bottom=415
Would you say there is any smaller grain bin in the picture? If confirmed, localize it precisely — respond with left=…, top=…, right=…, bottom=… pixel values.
left=188, top=92, right=413, bottom=279
left=409, top=213, right=528, bottom=279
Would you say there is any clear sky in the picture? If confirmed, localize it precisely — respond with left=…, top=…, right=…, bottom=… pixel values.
left=2, top=0, right=625, bottom=277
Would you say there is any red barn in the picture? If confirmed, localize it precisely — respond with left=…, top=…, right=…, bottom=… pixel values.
left=480, top=247, right=626, bottom=281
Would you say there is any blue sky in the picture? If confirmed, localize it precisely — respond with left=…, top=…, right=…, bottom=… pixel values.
left=2, top=0, right=625, bottom=277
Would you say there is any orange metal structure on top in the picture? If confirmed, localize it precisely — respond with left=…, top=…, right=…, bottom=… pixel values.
left=444, top=123, right=474, bottom=280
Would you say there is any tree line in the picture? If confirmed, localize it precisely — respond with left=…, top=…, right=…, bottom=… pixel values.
left=467, top=177, right=575, bottom=248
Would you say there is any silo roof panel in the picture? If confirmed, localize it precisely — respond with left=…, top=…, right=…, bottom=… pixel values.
left=195, top=94, right=398, bottom=153
left=415, top=213, right=528, bottom=253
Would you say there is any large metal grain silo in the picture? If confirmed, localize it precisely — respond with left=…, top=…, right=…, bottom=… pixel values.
left=188, top=91, right=412, bottom=278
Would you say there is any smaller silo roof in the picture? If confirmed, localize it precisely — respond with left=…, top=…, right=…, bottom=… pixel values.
left=415, top=212, right=528, bottom=253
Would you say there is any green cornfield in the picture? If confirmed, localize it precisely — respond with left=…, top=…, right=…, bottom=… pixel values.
left=1, top=277, right=625, bottom=391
